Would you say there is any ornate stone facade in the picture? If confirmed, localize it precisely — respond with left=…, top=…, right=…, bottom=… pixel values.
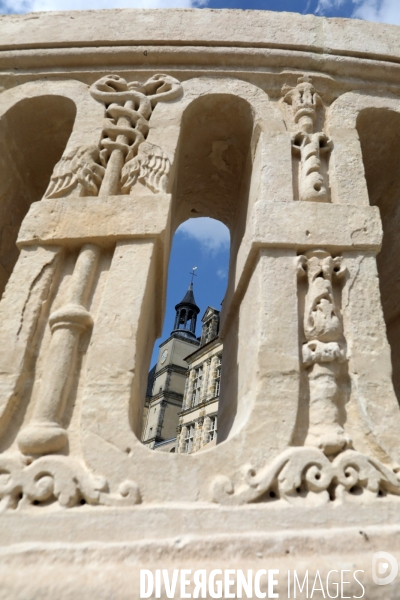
left=1, top=7, right=400, bottom=598
left=177, top=307, right=222, bottom=454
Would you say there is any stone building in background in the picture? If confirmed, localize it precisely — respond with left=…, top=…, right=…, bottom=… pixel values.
left=3, top=8, right=400, bottom=597
left=142, top=285, right=222, bottom=453
left=142, top=282, right=200, bottom=450
left=177, top=307, right=222, bottom=453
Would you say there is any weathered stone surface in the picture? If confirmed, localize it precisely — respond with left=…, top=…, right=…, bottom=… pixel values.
left=1, top=7, right=400, bottom=598
left=17, top=195, right=171, bottom=247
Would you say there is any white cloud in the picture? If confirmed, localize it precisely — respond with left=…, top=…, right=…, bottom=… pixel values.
left=315, top=0, right=346, bottom=13
left=353, top=0, right=400, bottom=24
left=176, top=218, right=230, bottom=254
left=316, top=0, right=400, bottom=24
left=1, top=0, right=205, bottom=12
left=216, top=268, right=227, bottom=279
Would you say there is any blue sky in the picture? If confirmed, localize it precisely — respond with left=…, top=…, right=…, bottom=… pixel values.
left=1, top=1, right=400, bottom=25
left=153, top=218, right=230, bottom=365
left=2, top=0, right=399, bottom=363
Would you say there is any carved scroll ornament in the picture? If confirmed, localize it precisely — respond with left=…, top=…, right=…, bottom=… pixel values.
left=212, top=447, right=400, bottom=506
left=282, top=76, right=332, bottom=203
left=0, top=454, right=140, bottom=510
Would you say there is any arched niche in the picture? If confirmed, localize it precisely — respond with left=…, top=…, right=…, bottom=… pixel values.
left=326, top=92, right=400, bottom=462
left=356, top=106, right=400, bottom=402
left=0, top=95, right=76, bottom=297
left=147, top=78, right=290, bottom=443
left=0, top=80, right=104, bottom=299
left=146, top=78, right=287, bottom=334
left=172, top=93, right=254, bottom=231
left=171, top=93, right=254, bottom=442
left=81, top=78, right=300, bottom=503
left=141, top=215, right=230, bottom=451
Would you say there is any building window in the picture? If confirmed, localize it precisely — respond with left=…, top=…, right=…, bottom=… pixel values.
left=185, top=424, right=195, bottom=453
left=209, top=416, right=217, bottom=442
left=214, top=355, right=222, bottom=397
left=191, top=366, right=203, bottom=406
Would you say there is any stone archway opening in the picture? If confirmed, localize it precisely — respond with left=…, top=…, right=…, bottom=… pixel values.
left=173, top=93, right=255, bottom=442
left=357, top=107, right=400, bottom=403
left=0, top=95, right=77, bottom=298
left=141, top=216, right=230, bottom=453
left=141, top=91, right=255, bottom=453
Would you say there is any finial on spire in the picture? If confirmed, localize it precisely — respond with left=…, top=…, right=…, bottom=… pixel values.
left=190, top=266, right=198, bottom=284
left=172, top=272, right=200, bottom=339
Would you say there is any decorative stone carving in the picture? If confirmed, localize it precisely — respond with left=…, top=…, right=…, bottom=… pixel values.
left=0, top=453, right=140, bottom=510
left=44, top=145, right=105, bottom=199
left=121, top=141, right=170, bottom=194
left=17, top=244, right=100, bottom=455
left=90, top=74, right=182, bottom=196
left=282, top=76, right=332, bottom=203
left=16, top=74, right=183, bottom=457
left=212, top=447, right=400, bottom=506
left=297, top=250, right=352, bottom=455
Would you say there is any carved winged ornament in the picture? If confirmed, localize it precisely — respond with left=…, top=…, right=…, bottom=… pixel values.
left=44, top=73, right=182, bottom=199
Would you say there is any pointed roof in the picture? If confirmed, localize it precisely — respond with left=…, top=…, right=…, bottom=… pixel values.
left=201, top=306, right=220, bottom=322
left=175, top=282, right=200, bottom=313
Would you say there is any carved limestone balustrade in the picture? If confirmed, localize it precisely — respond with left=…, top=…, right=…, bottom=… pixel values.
left=4, top=12, right=400, bottom=597
left=1, top=66, right=400, bottom=520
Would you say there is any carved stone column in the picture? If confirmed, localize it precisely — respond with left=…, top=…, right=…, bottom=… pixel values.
left=282, top=76, right=332, bottom=203
left=18, top=244, right=100, bottom=454
left=297, top=249, right=352, bottom=455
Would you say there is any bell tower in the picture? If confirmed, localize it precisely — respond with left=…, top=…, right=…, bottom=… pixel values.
left=171, top=282, right=200, bottom=339
left=142, top=279, right=201, bottom=450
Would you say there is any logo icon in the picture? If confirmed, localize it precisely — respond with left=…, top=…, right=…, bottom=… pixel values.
left=372, top=552, right=399, bottom=585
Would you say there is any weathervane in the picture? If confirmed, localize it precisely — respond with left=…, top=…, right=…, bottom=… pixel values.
left=190, top=267, right=198, bottom=283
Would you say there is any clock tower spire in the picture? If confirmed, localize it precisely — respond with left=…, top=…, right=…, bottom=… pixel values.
left=171, top=274, right=200, bottom=340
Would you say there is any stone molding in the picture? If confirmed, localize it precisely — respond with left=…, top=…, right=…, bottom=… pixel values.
left=212, top=447, right=400, bottom=506
left=0, top=14, right=400, bottom=519
left=3, top=9, right=400, bottom=68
